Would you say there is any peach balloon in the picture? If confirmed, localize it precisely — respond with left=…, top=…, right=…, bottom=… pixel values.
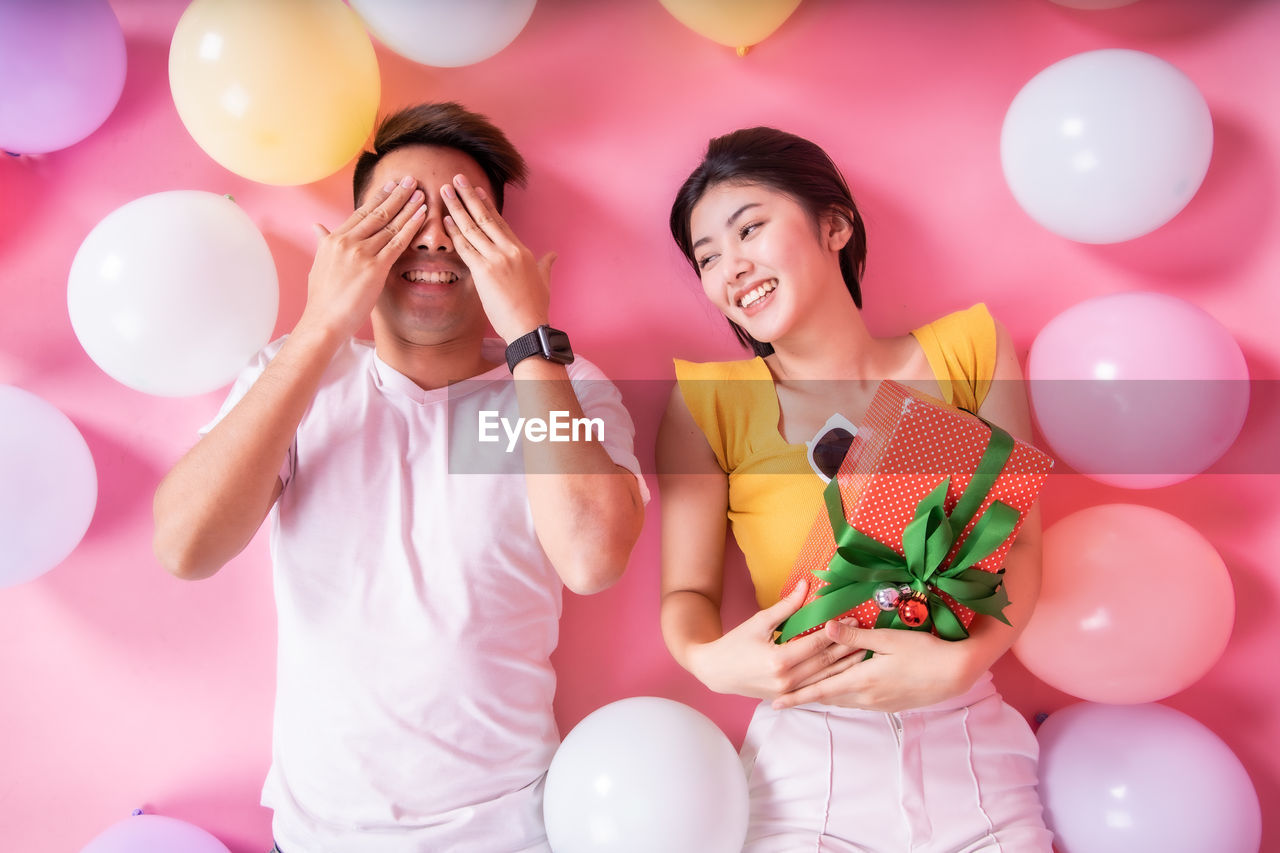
left=659, top=0, right=803, bottom=55
left=168, top=0, right=380, bottom=185
left=1013, top=504, right=1234, bottom=704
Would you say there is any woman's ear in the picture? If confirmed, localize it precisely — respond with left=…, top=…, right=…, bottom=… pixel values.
left=822, top=208, right=854, bottom=251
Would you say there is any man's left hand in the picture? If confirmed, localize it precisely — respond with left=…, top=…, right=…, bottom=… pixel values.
left=439, top=174, right=555, bottom=344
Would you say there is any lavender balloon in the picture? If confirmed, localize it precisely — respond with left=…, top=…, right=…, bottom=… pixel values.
left=0, top=386, right=97, bottom=588
left=0, top=0, right=127, bottom=154
left=1038, top=703, right=1261, bottom=853
left=80, top=814, right=231, bottom=853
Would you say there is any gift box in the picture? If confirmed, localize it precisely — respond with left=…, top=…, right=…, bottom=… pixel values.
left=775, top=380, right=1053, bottom=644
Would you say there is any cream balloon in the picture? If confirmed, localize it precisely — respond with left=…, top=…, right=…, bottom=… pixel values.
left=68, top=191, right=278, bottom=397
left=350, top=0, right=536, bottom=67
left=0, top=386, right=97, bottom=589
left=659, top=0, right=803, bottom=54
left=1001, top=49, right=1212, bottom=243
left=169, top=0, right=380, bottom=185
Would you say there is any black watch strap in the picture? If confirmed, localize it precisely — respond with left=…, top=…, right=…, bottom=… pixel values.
left=504, top=331, right=543, bottom=372
left=505, top=325, right=574, bottom=373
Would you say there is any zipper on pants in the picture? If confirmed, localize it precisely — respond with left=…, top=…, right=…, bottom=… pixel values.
left=888, top=711, right=904, bottom=746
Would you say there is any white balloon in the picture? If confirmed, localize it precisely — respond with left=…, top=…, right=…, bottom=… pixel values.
left=350, top=0, right=536, bottom=67
left=0, top=386, right=97, bottom=588
left=1001, top=49, right=1212, bottom=243
left=544, top=697, right=749, bottom=853
left=68, top=191, right=278, bottom=397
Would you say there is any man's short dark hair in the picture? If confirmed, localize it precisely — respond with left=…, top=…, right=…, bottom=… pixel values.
left=352, top=102, right=527, bottom=212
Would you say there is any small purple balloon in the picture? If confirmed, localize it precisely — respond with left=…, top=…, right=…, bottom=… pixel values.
left=80, top=814, right=231, bottom=853
left=1038, top=702, right=1261, bottom=853
left=0, top=0, right=127, bottom=153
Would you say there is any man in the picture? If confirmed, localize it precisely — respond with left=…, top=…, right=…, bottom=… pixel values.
left=153, top=103, right=646, bottom=851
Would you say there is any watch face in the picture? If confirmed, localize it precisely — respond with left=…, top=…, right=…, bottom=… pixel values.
left=540, top=326, right=575, bottom=364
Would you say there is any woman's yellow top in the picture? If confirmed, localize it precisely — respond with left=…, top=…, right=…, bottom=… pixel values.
left=674, top=303, right=997, bottom=609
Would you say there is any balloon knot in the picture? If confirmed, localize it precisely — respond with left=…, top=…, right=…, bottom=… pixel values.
left=131, top=808, right=144, bottom=816
left=736, top=45, right=751, bottom=57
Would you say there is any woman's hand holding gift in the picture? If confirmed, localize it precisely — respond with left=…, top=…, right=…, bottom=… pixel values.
left=687, top=582, right=864, bottom=701
left=771, top=620, right=987, bottom=713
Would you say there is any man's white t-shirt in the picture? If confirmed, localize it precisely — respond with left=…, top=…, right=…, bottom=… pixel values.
left=207, top=337, right=648, bottom=852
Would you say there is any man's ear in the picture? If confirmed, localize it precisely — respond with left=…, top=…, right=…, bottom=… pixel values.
left=822, top=208, right=854, bottom=252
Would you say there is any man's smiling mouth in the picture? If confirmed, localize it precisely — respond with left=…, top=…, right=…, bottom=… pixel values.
left=403, top=270, right=459, bottom=284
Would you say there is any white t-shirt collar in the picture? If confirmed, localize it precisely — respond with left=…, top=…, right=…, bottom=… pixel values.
left=371, top=338, right=511, bottom=405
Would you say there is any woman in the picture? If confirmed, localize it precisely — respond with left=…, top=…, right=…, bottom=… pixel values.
left=657, top=127, right=1054, bottom=851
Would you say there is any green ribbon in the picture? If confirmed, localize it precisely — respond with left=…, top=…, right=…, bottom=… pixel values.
left=775, top=420, right=1019, bottom=645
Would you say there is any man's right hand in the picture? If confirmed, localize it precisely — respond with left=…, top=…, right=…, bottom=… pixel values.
left=153, top=178, right=426, bottom=580
left=300, top=176, right=426, bottom=340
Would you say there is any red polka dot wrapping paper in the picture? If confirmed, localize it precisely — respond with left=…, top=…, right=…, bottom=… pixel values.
left=779, top=380, right=1054, bottom=640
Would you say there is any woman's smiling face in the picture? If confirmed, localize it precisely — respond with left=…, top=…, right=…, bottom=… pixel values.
left=689, top=181, right=850, bottom=346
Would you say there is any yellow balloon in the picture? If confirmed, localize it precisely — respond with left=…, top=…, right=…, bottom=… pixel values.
left=169, top=0, right=380, bottom=185
left=658, top=0, right=803, bottom=53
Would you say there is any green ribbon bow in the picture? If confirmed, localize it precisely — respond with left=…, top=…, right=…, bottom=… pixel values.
left=775, top=419, right=1020, bottom=645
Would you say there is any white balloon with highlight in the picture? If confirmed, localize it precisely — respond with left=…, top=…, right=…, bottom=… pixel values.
left=1001, top=49, right=1212, bottom=243
left=544, top=697, right=749, bottom=853
left=349, top=0, right=536, bottom=67
left=68, top=191, right=278, bottom=397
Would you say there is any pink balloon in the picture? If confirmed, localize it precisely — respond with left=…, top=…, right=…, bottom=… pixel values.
left=0, top=0, right=126, bottom=154
left=1038, top=702, right=1260, bottom=853
left=80, top=814, right=231, bottom=853
left=1013, top=504, right=1233, bottom=703
left=1027, top=292, right=1248, bottom=488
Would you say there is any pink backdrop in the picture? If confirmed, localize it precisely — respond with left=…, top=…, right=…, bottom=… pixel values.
left=2, top=0, right=1277, bottom=849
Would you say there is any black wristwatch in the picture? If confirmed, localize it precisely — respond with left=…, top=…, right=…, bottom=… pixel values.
left=505, top=324, right=575, bottom=373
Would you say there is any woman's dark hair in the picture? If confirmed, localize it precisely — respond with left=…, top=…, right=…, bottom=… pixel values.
left=669, top=127, right=867, bottom=357
left=352, top=102, right=527, bottom=212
